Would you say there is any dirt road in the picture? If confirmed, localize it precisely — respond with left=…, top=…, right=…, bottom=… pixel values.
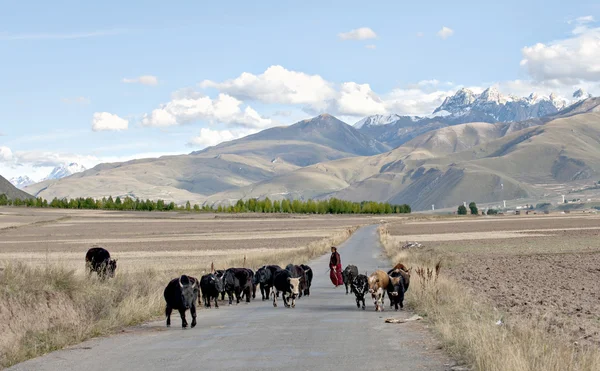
left=8, top=225, right=449, bottom=371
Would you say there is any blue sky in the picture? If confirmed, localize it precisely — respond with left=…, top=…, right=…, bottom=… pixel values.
left=1, top=0, right=600, bottom=180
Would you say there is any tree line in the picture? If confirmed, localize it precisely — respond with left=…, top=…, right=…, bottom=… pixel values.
left=0, top=194, right=411, bottom=215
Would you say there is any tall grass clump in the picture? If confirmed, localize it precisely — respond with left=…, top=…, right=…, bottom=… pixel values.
left=378, top=225, right=600, bottom=371
left=0, top=263, right=167, bottom=368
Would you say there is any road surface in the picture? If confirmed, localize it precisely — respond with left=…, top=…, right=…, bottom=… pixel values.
left=9, top=225, right=450, bottom=371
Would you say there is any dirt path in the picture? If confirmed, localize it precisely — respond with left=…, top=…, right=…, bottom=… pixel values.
left=7, top=225, right=451, bottom=371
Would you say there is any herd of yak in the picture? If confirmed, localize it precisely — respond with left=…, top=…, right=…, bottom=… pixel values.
left=85, top=247, right=411, bottom=329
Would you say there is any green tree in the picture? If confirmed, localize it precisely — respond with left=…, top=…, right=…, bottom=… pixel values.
left=458, top=205, right=468, bottom=215
left=469, top=202, right=478, bottom=215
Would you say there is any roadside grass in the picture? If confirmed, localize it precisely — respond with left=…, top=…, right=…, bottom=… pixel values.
left=0, top=226, right=357, bottom=369
left=378, top=225, right=600, bottom=371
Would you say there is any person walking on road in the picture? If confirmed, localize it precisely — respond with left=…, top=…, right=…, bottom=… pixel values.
left=329, top=246, right=343, bottom=287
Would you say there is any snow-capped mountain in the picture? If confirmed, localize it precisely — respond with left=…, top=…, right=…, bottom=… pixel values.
left=355, top=88, right=593, bottom=148
left=354, top=114, right=408, bottom=129
left=43, top=163, right=87, bottom=181
left=9, top=176, right=35, bottom=189
left=433, top=87, right=568, bottom=122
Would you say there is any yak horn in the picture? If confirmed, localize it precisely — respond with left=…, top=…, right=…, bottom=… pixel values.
left=179, top=277, right=184, bottom=288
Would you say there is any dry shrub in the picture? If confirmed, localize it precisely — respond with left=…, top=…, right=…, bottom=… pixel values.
left=378, top=225, right=600, bottom=371
left=0, top=226, right=358, bottom=369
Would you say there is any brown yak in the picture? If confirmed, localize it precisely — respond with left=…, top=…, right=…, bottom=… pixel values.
left=368, top=270, right=390, bottom=312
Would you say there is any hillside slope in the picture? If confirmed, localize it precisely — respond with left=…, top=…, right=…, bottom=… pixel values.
left=207, top=111, right=600, bottom=210
left=0, top=175, right=34, bottom=200
left=25, top=114, right=389, bottom=203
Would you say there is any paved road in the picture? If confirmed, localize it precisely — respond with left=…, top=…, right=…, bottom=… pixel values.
left=9, top=225, right=450, bottom=371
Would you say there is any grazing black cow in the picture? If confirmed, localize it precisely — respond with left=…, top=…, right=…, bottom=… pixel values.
left=300, top=264, right=313, bottom=296
left=254, top=265, right=281, bottom=300
left=240, top=268, right=256, bottom=300
left=285, top=264, right=307, bottom=298
left=342, top=265, right=359, bottom=295
left=351, top=274, right=369, bottom=310
left=272, top=269, right=300, bottom=309
left=214, top=270, right=226, bottom=300
left=163, top=275, right=199, bottom=328
left=200, top=273, right=223, bottom=309
left=223, top=268, right=252, bottom=305
left=85, top=247, right=117, bottom=279
left=388, top=268, right=410, bottom=311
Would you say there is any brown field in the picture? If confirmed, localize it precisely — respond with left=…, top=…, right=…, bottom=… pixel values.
left=388, top=214, right=600, bottom=346
left=382, top=213, right=600, bottom=370
left=0, top=207, right=401, bottom=368
left=0, top=208, right=394, bottom=274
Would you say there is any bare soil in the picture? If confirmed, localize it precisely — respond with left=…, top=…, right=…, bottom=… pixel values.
left=0, top=208, right=381, bottom=273
left=387, top=214, right=600, bottom=347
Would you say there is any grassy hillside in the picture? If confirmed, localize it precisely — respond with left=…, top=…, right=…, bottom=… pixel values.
left=0, top=175, right=33, bottom=200
left=209, top=112, right=600, bottom=210
left=25, top=114, right=390, bottom=204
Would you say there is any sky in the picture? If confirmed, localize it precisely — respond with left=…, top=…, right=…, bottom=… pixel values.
left=1, top=0, right=600, bottom=180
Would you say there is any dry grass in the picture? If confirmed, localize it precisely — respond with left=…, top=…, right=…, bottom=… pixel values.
left=378, top=225, right=600, bottom=371
left=0, top=226, right=357, bottom=369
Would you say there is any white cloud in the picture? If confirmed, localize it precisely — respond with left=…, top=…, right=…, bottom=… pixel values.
left=61, top=96, right=90, bottom=104
left=141, top=92, right=273, bottom=129
left=200, top=65, right=335, bottom=111
left=92, top=112, right=129, bottom=132
left=437, top=26, right=454, bottom=39
left=335, top=82, right=387, bottom=116
left=200, top=65, right=458, bottom=117
left=187, top=128, right=257, bottom=149
left=520, top=26, right=600, bottom=82
left=338, top=27, right=377, bottom=41
left=416, top=32, right=424, bottom=37
left=0, top=146, right=14, bottom=162
left=122, top=75, right=158, bottom=86
left=571, top=16, right=595, bottom=24
left=365, top=44, right=376, bottom=50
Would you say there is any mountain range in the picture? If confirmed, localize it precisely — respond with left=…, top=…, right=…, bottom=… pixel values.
left=9, top=163, right=86, bottom=189
left=354, top=87, right=590, bottom=148
left=14, top=88, right=600, bottom=211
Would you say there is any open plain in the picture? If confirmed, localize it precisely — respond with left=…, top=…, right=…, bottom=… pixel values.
left=0, top=208, right=393, bottom=274
left=386, top=213, right=600, bottom=347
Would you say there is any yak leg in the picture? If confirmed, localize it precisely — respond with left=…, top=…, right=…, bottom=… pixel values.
left=178, top=308, right=188, bottom=328
left=356, top=297, right=361, bottom=309
left=190, top=306, right=197, bottom=328
left=227, top=290, right=234, bottom=306
left=214, top=296, right=219, bottom=309
left=272, top=288, right=278, bottom=307
left=235, top=288, right=241, bottom=305
left=291, top=295, right=296, bottom=308
left=165, top=305, right=173, bottom=327
left=282, top=292, right=290, bottom=308
left=362, top=297, right=366, bottom=310
left=245, top=286, right=251, bottom=303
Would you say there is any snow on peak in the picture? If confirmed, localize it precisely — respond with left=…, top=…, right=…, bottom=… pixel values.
left=353, top=114, right=404, bottom=128
left=9, top=176, right=35, bottom=189
left=43, top=163, right=87, bottom=181
left=476, top=87, right=507, bottom=104
left=433, top=88, right=477, bottom=114
left=573, top=88, right=592, bottom=101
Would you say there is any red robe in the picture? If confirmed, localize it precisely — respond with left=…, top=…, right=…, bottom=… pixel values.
left=329, top=252, right=343, bottom=286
